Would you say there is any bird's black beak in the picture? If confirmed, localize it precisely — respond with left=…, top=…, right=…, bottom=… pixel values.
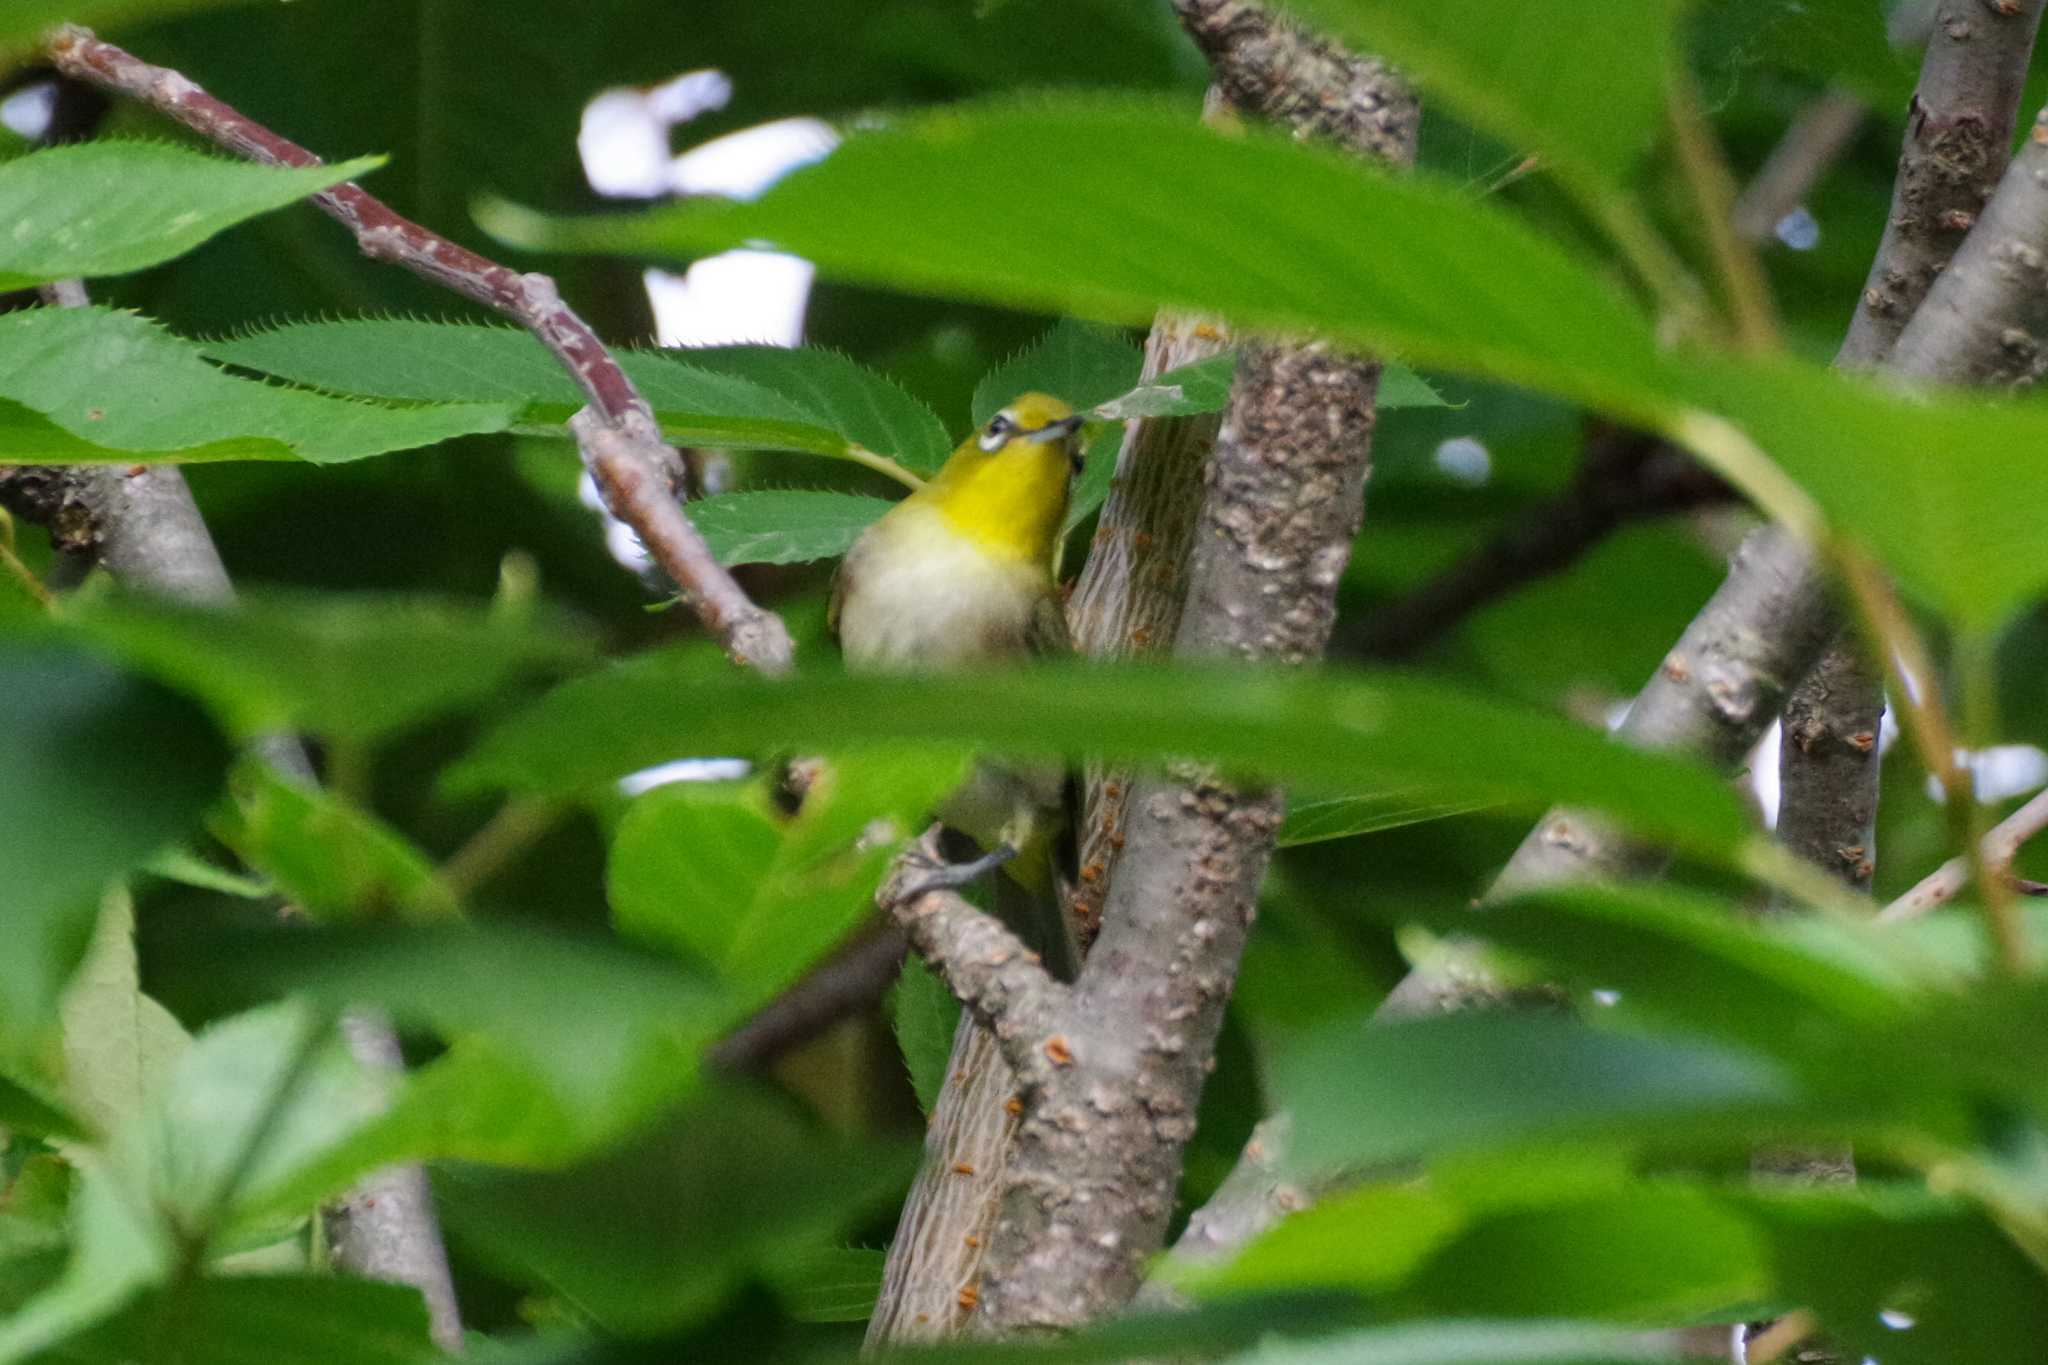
left=1026, top=414, right=1085, bottom=444
left=1025, top=414, right=1086, bottom=473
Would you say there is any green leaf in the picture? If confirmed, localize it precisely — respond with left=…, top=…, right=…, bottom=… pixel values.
left=1436, top=884, right=1912, bottom=1061
left=1093, top=352, right=1234, bottom=421
left=608, top=749, right=968, bottom=1008
left=208, top=321, right=947, bottom=474
left=0, top=636, right=230, bottom=1053
left=435, top=1086, right=915, bottom=1333
left=1163, top=1181, right=1466, bottom=1300
left=118, top=1001, right=394, bottom=1239
left=453, top=661, right=1757, bottom=868
left=56, top=1274, right=440, bottom=1365
left=0, top=143, right=380, bottom=290
left=1694, top=0, right=1917, bottom=111
left=889, top=955, right=961, bottom=1116
left=1737, top=1185, right=2048, bottom=1365
left=1063, top=422, right=1124, bottom=536
left=1690, top=356, right=2048, bottom=629
left=481, top=99, right=2048, bottom=626
left=218, top=765, right=456, bottom=922
left=1377, top=362, right=1453, bottom=410
left=70, top=588, right=594, bottom=741
left=0, top=1162, right=167, bottom=1362
left=972, top=320, right=1142, bottom=425
left=0, top=1075, right=85, bottom=1145
left=1282, top=0, right=1681, bottom=191
left=684, top=490, right=893, bottom=567
left=1276, top=1012, right=1801, bottom=1173
left=482, top=100, right=1669, bottom=423
left=669, top=346, right=952, bottom=474
left=1215, top=1320, right=1681, bottom=1365
left=1277, top=790, right=1493, bottom=847
left=1408, top=1187, right=1768, bottom=1322
left=57, top=890, right=187, bottom=1140
left=765, top=1245, right=885, bottom=1324
left=139, top=910, right=732, bottom=1165
left=0, top=308, right=511, bottom=465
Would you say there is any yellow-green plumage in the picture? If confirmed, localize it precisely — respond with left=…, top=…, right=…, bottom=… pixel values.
left=830, top=392, right=1082, bottom=975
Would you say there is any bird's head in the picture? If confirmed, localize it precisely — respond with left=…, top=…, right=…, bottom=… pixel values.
left=976, top=392, right=1085, bottom=473
left=922, top=391, right=1087, bottom=565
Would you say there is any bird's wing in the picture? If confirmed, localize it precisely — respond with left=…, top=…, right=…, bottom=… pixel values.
left=1026, top=590, right=1073, bottom=659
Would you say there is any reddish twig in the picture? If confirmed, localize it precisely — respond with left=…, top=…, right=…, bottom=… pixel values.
left=43, top=24, right=792, bottom=675
left=1881, top=788, right=2048, bottom=922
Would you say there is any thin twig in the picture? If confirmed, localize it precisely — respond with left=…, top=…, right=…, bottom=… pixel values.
left=1881, top=788, right=2048, bottom=921
left=1732, top=86, right=1865, bottom=245
left=43, top=25, right=792, bottom=675
left=1345, top=427, right=1731, bottom=662
left=10, top=280, right=467, bottom=1350
left=707, top=921, right=909, bottom=1075
left=436, top=798, right=561, bottom=904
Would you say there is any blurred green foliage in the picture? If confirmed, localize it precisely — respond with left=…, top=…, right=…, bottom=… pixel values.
left=3, top=0, right=2047, bottom=1360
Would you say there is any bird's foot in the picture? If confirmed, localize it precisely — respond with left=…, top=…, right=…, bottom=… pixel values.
left=891, top=838, right=1017, bottom=904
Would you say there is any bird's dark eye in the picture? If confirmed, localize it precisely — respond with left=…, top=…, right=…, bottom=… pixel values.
left=977, top=413, right=1013, bottom=451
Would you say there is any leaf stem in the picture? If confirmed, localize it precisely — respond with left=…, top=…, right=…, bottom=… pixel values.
left=1665, top=64, right=1781, bottom=353
left=438, top=796, right=561, bottom=902
left=0, top=510, right=54, bottom=610
left=845, top=444, right=926, bottom=491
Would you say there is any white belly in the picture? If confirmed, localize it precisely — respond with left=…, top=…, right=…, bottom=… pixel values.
left=838, top=504, right=1046, bottom=671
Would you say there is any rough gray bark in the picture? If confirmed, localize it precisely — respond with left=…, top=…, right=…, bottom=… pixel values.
left=864, top=2, right=1414, bottom=1343
left=890, top=325, right=1396, bottom=1332
left=1835, top=0, right=2047, bottom=366
left=1774, top=642, right=1885, bottom=898
left=863, top=314, right=1227, bottom=1348
left=1888, top=107, right=2048, bottom=385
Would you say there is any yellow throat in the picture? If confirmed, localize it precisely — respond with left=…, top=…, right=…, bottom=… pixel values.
left=915, top=391, right=1083, bottom=566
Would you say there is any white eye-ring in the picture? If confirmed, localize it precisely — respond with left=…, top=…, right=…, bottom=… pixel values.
left=978, top=412, right=1013, bottom=451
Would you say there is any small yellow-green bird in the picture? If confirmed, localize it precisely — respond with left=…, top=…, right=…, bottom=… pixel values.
left=830, top=391, right=1085, bottom=977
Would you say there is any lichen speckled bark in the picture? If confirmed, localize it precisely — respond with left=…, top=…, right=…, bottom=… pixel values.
left=863, top=314, right=1227, bottom=1349
left=1889, top=107, right=2048, bottom=386
left=1836, top=0, right=2047, bottom=367
left=1775, top=642, right=1886, bottom=898
left=865, top=1, right=1415, bottom=1343
left=977, top=334, right=1393, bottom=1333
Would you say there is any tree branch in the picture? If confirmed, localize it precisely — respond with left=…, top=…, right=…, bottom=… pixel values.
left=1835, top=0, right=2047, bottom=367
left=1180, top=9, right=2048, bottom=1267
left=1773, top=640, right=1885, bottom=899
left=1888, top=105, right=2048, bottom=385
left=42, top=24, right=792, bottom=675
left=864, top=6, right=1416, bottom=1342
left=1344, top=427, right=1731, bottom=662
left=1732, top=87, right=1866, bottom=246
left=706, top=921, right=908, bottom=1076
left=876, top=830, right=1071, bottom=1071
left=1880, top=787, right=2048, bottom=920
left=2, top=282, right=463, bottom=1348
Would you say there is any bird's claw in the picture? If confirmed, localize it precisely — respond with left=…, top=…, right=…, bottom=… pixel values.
left=892, top=840, right=1018, bottom=905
